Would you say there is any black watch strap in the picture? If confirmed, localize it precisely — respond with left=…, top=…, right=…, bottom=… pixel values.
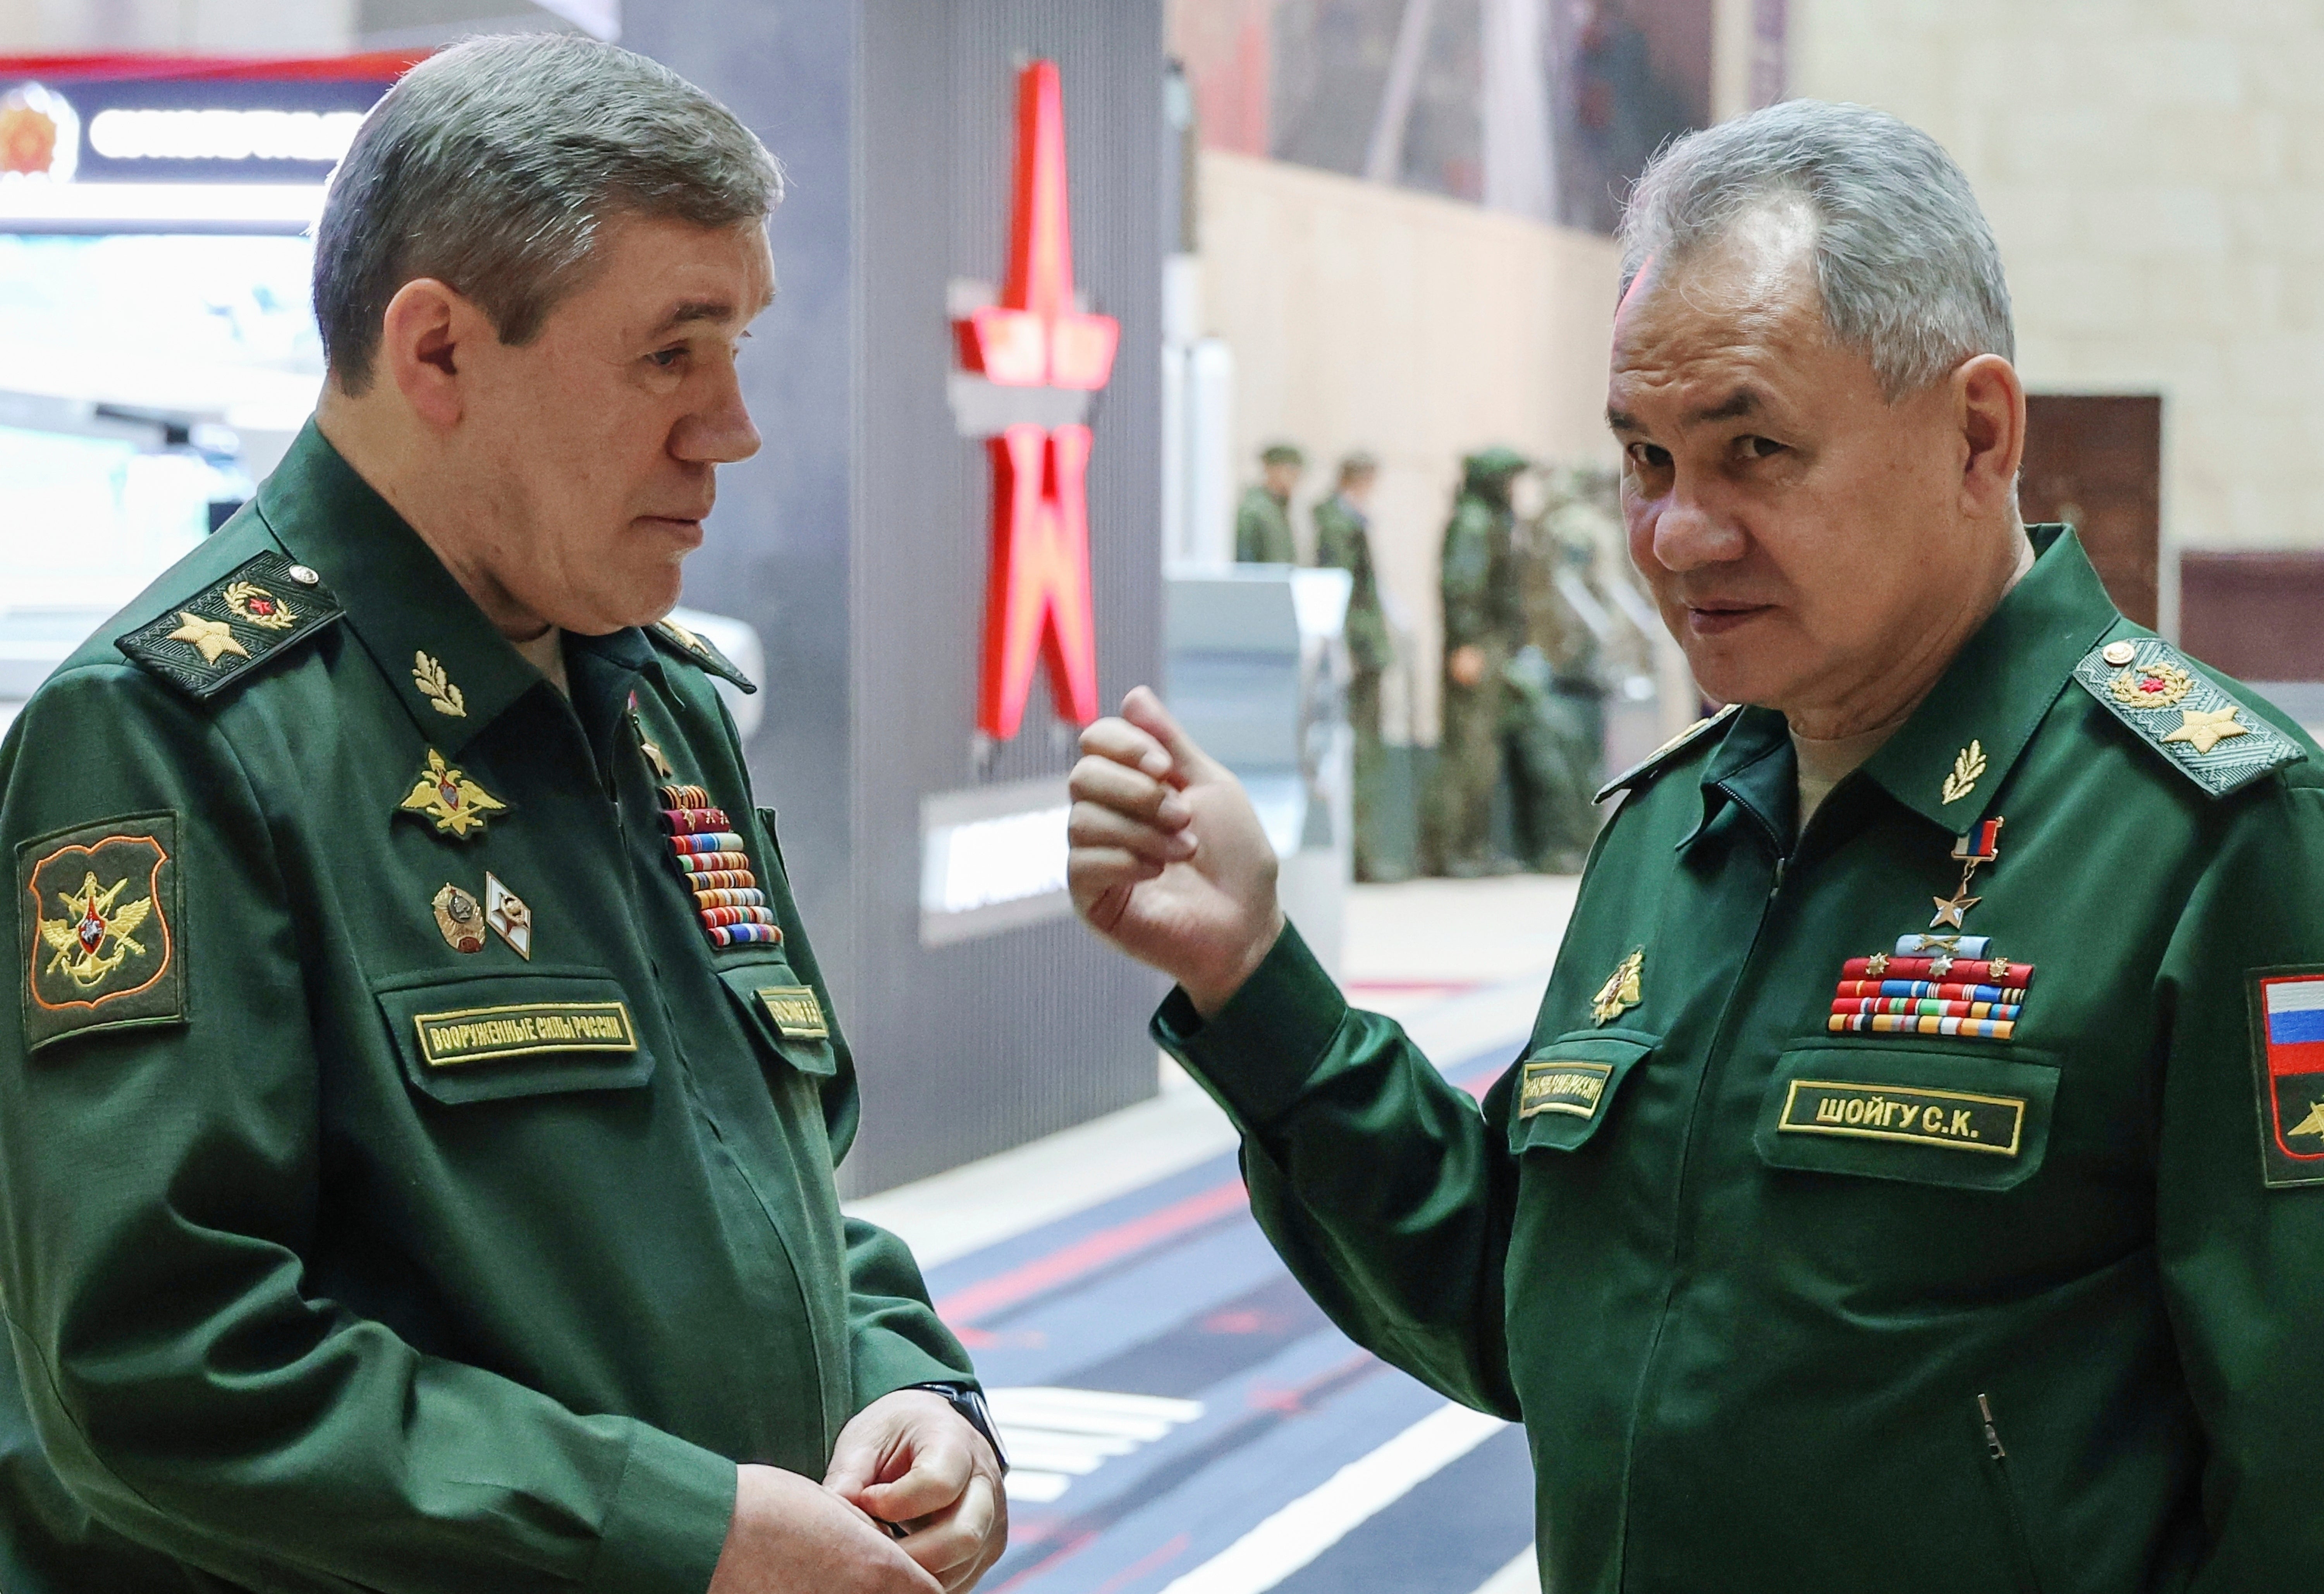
left=909, top=1382, right=1008, bottom=1474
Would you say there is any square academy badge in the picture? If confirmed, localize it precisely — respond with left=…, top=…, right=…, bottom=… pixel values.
left=17, top=812, right=186, bottom=1053
left=2251, top=970, right=2324, bottom=1188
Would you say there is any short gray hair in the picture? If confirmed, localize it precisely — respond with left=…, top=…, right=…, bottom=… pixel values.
left=315, top=33, right=782, bottom=392
left=1618, top=100, right=2013, bottom=400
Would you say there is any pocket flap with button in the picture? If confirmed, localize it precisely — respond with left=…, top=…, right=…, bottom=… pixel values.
left=715, top=964, right=839, bottom=1077
left=1507, top=1029, right=1657, bottom=1153
left=375, top=967, right=655, bottom=1105
left=1754, top=1043, right=2059, bottom=1192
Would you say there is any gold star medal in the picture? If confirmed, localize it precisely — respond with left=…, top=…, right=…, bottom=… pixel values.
left=1591, top=948, right=1644, bottom=1025
left=1930, top=816, right=2004, bottom=930
left=2161, top=706, right=2250, bottom=757
left=167, top=611, right=249, bottom=666
left=397, top=749, right=508, bottom=840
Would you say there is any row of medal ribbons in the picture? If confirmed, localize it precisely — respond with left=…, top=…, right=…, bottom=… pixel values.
left=657, top=783, right=783, bottom=948
left=1827, top=934, right=2033, bottom=1041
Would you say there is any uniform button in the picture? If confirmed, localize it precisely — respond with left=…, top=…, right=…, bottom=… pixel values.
left=287, top=564, right=321, bottom=586
left=2102, top=640, right=2137, bottom=667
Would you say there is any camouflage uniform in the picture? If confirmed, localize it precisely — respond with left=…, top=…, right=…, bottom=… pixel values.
left=1423, top=448, right=1528, bottom=876
left=1234, top=485, right=1297, bottom=564
left=1313, top=484, right=1396, bottom=880
left=1504, top=473, right=1619, bottom=871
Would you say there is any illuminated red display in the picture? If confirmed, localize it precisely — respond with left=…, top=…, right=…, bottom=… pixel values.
left=955, top=60, right=1116, bottom=740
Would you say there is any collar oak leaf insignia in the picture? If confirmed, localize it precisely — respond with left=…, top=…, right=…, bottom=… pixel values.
left=38, top=872, right=153, bottom=989
left=1592, top=947, right=1644, bottom=1025
left=1941, top=740, right=1987, bottom=805
left=397, top=749, right=505, bottom=839
left=413, top=651, right=467, bottom=717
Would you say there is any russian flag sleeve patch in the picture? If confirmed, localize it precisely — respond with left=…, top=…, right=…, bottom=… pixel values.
left=2252, top=971, right=2324, bottom=1187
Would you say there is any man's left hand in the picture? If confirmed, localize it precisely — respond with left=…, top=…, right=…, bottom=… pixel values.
left=825, top=1390, right=1008, bottom=1592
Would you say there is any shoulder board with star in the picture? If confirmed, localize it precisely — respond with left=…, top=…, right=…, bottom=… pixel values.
left=114, top=551, right=343, bottom=704
left=1595, top=701, right=1743, bottom=803
left=649, top=619, right=758, bottom=694
left=2071, top=633, right=2306, bottom=798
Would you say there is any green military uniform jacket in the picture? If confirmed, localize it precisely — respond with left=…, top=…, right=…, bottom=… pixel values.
left=1439, top=491, right=1523, bottom=659
left=0, top=426, right=975, bottom=1593
left=1158, top=527, right=2324, bottom=1591
left=1234, top=486, right=1296, bottom=565
left=1312, top=494, right=1392, bottom=675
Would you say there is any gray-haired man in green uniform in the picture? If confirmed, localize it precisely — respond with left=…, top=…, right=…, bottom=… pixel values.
left=1066, top=98, right=2324, bottom=1591
left=1234, top=442, right=1303, bottom=564
left=0, top=36, right=1001, bottom=1594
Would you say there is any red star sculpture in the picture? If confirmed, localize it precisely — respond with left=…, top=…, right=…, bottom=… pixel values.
left=954, top=60, right=1117, bottom=740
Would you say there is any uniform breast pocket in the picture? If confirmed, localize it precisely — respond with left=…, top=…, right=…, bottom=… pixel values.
left=1754, top=1043, right=2060, bottom=1192
left=715, top=963, right=839, bottom=1080
left=1506, top=1029, right=1656, bottom=1154
left=374, top=966, right=657, bottom=1105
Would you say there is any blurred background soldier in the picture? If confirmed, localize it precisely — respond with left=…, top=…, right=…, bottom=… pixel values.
left=1234, top=441, right=1303, bottom=563
left=1311, top=450, right=1398, bottom=880
left=1503, top=465, right=1623, bottom=871
left=1422, top=445, right=1528, bottom=876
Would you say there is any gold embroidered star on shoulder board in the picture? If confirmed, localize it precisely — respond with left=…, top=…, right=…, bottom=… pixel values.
left=2160, top=705, right=2250, bottom=757
left=167, top=611, right=249, bottom=666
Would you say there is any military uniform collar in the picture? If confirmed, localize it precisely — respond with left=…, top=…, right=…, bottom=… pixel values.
left=1857, top=524, right=2118, bottom=833
left=253, top=423, right=566, bottom=752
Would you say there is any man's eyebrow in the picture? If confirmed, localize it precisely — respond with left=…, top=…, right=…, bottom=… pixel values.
left=1605, top=388, right=1766, bottom=435
left=1688, top=388, right=1764, bottom=424
left=650, top=297, right=755, bottom=336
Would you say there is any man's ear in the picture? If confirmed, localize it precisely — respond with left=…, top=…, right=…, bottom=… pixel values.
left=378, top=278, right=489, bottom=431
left=1955, top=352, right=2026, bottom=520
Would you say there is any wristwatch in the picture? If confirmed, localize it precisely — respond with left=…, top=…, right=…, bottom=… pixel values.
left=909, top=1381, right=1008, bottom=1473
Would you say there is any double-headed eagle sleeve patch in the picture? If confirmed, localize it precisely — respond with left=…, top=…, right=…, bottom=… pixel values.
left=2071, top=636, right=2305, bottom=797
left=115, top=551, right=342, bottom=702
left=17, top=813, right=184, bottom=1053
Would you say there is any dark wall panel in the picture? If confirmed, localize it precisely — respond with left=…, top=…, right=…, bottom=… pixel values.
left=645, top=2, right=1169, bottom=1196
left=851, top=0, right=1170, bottom=1194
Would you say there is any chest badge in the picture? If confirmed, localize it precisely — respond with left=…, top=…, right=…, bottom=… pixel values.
left=484, top=871, right=533, bottom=959
left=1591, top=948, right=1644, bottom=1025
left=430, top=883, right=487, bottom=952
left=397, top=749, right=507, bottom=840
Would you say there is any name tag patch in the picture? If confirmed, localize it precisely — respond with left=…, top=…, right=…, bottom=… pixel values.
left=1777, top=1079, right=2025, bottom=1156
left=755, top=985, right=829, bottom=1040
left=413, top=1000, right=638, bottom=1068
left=1518, top=1059, right=1613, bottom=1120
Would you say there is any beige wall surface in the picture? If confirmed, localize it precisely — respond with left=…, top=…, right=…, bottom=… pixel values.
left=1199, top=149, right=1622, bottom=742
left=1792, top=0, right=2324, bottom=563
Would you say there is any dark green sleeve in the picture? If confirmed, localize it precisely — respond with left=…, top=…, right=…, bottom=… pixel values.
left=1152, top=925, right=1521, bottom=1417
left=0, top=667, right=734, bottom=1594
left=2154, top=778, right=2324, bottom=1585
